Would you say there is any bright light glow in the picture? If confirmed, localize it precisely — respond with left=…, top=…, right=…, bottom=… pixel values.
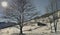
left=1, top=1, right=8, bottom=7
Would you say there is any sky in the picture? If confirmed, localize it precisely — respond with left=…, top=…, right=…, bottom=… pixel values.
left=0, top=0, right=60, bottom=16
left=31, top=0, right=60, bottom=15
left=0, top=0, right=49, bottom=17
left=31, top=0, right=49, bottom=15
left=0, top=0, right=60, bottom=22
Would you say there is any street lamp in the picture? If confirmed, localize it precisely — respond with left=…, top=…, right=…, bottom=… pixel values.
left=1, top=1, right=8, bottom=7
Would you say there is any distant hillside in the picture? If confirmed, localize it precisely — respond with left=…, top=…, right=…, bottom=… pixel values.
left=0, top=22, right=18, bottom=29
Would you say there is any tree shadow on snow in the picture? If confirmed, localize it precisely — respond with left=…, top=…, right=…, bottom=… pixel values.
left=11, top=33, right=26, bottom=35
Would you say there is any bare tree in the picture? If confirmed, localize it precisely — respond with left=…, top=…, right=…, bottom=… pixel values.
left=46, top=0, right=58, bottom=32
left=45, top=6, right=52, bottom=32
left=51, top=0, right=58, bottom=32
left=4, top=0, right=38, bottom=35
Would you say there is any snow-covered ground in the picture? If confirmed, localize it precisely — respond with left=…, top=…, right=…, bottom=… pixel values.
left=0, top=22, right=60, bottom=35
left=0, top=25, right=52, bottom=35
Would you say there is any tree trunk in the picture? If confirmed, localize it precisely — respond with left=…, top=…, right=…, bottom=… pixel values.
left=19, top=14, right=24, bottom=35
left=50, top=22, right=52, bottom=32
left=54, top=20, right=57, bottom=32
left=56, top=20, right=57, bottom=32
left=55, top=20, right=57, bottom=32
left=18, top=23, right=23, bottom=35
left=20, top=25, right=23, bottom=35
